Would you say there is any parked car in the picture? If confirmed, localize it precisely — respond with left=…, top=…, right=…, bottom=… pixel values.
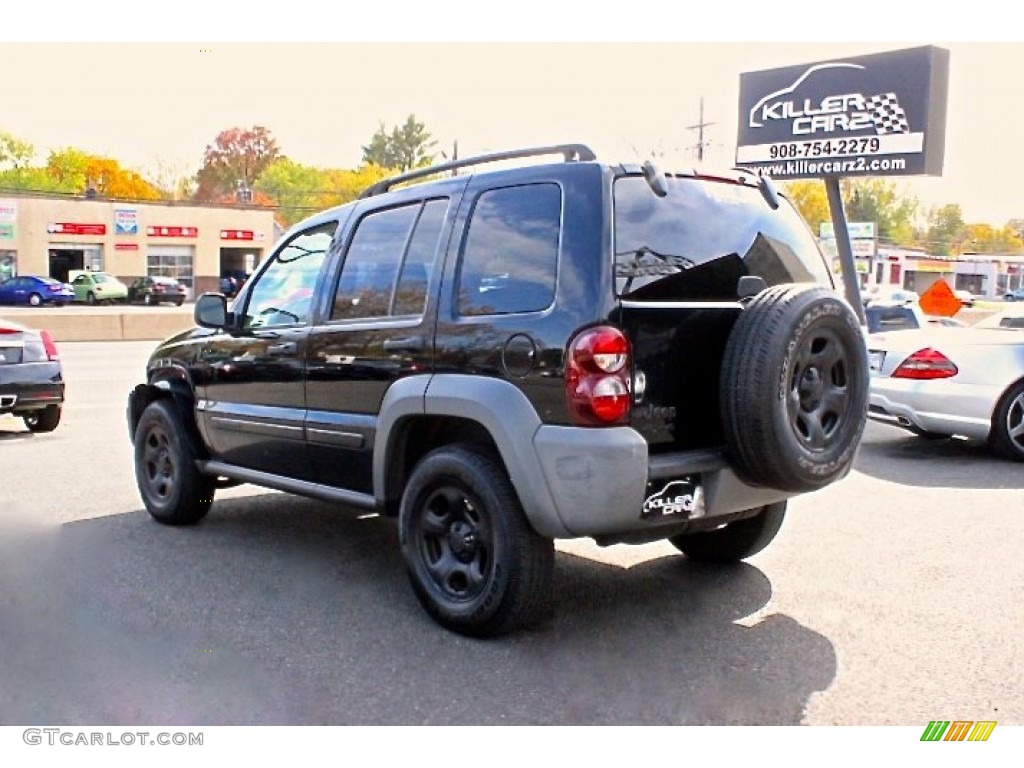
left=953, top=289, right=976, bottom=308
left=0, top=276, right=75, bottom=307
left=868, top=305, right=1024, bottom=458
left=127, top=276, right=187, bottom=306
left=864, top=302, right=965, bottom=334
left=864, top=288, right=919, bottom=307
left=1003, top=288, right=1024, bottom=302
left=219, top=275, right=244, bottom=298
left=864, top=302, right=927, bottom=334
left=127, top=143, right=869, bottom=637
left=0, top=317, right=64, bottom=432
left=69, top=270, right=129, bottom=305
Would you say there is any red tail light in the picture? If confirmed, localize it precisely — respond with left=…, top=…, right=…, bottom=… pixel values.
left=47, top=284, right=62, bottom=292
left=891, top=348, right=957, bottom=380
left=40, top=330, right=60, bottom=361
left=566, top=326, right=631, bottom=425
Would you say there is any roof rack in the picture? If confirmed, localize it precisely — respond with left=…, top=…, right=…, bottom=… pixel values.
left=359, top=143, right=597, bottom=199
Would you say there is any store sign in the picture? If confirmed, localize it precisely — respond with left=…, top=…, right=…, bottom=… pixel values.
left=47, top=222, right=107, bottom=236
left=147, top=226, right=197, bottom=238
left=115, top=243, right=139, bottom=251
left=220, top=229, right=254, bottom=240
left=0, top=224, right=13, bottom=239
left=0, top=201, right=16, bottom=221
left=820, top=222, right=875, bottom=239
left=115, top=209, right=139, bottom=235
left=737, top=46, right=949, bottom=179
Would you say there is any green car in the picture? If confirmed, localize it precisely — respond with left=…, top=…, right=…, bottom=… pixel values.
left=69, top=271, right=129, bottom=305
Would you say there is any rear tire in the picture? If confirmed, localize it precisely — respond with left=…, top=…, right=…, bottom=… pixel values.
left=989, top=380, right=1024, bottom=461
left=669, top=502, right=786, bottom=563
left=28, top=293, right=42, bottom=307
left=134, top=399, right=215, bottom=525
left=23, top=405, right=61, bottom=433
left=86, top=291, right=96, bottom=305
left=399, top=445, right=554, bottom=637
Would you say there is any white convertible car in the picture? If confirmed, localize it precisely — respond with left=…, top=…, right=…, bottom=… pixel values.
left=867, top=306, right=1024, bottom=460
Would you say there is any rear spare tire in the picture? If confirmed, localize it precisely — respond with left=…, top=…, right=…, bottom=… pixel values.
left=720, top=284, right=868, bottom=492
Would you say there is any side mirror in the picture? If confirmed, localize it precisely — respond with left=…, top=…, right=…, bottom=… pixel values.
left=194, top=293, right=229, bottom=329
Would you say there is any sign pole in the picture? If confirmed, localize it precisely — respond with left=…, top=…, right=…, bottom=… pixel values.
left=825, top=177, right=866, bottom=324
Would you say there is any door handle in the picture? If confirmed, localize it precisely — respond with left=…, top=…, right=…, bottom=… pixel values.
left=383, top=336, right=425, bottom=353
left=267, top=341, right=298, bottom=356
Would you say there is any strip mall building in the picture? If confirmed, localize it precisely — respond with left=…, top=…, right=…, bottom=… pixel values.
left=0, top=193, right=278, bottom=298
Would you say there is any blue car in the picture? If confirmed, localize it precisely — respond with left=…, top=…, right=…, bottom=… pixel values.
left=0, top=276, right=75, bottom=307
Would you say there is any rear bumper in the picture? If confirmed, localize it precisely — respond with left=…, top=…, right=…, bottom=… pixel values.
left=0, top=363, right=64, bottom=413
left=531, top=425, right=795, bottom=540
left=868, top=376, right=997, bottom=439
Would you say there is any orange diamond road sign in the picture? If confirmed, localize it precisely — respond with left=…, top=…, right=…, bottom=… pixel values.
left=919, top=279, right=962, bottom=317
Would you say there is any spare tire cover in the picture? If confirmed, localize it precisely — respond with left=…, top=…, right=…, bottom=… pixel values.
left=720, top=283, right=868, bottom=492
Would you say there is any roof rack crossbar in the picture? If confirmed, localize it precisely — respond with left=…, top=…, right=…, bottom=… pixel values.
left=359, top=143, right=597, bottom=199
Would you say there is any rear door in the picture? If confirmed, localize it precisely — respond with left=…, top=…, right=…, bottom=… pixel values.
left=197, top=219, right=338, bottom=480
left=613, top=173, right=834, bottom=451
left=305, top=191, right=458, bottom=492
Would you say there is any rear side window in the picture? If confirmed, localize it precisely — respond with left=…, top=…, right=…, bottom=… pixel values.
left=614, top=176, right=832, bottom=300
left=332, top=198, right=448, bottom=321
left=457, top=184, right=561, bottom=316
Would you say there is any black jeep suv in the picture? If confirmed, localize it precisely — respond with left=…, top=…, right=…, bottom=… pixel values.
left=128, top=144, right=868, bottom=637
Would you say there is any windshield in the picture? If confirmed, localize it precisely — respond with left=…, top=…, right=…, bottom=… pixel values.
left=92, top=274, right=111, bottom=283
left=613, top=175, right=832, bottom=300
left=974, top=308, right=1024, bottom=330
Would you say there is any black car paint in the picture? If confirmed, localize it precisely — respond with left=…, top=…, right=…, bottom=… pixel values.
left=134, top=160, right=829, bottom=493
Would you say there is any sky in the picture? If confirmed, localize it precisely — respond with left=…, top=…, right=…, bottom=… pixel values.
left=3, top=4, right=1022, bottom=227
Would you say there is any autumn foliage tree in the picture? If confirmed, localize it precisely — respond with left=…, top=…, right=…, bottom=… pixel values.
left=195, top=126, right=281, bottom=202
left=255, top=159, right=391, bottom=227
left=46, top=148, right=161, bottom=200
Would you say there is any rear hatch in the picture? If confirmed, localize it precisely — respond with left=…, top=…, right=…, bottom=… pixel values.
left=612, top=170, right=834, bottom=452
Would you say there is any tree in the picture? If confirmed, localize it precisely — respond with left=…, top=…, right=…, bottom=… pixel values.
left=0, top=130, right=35, bottom=170
left=255, top=159, right=392, bottom=227
left=842, top=178, right=918, bottom=246
left=782, top=180, right=830, bottom=237
left=45, top=148, right=161, bottom=200
left=926, top=204, right=965, bottom=257
left=361, top=115, right=436, bottom=172
left=195, top=126, right=281, bottom=202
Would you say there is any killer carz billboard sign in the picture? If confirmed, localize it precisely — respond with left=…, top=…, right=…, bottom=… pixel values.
left=736, top=46, right=949, bottom=180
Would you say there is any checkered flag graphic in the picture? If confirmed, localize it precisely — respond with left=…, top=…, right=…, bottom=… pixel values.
left=866, top=93, right=910, bottom=134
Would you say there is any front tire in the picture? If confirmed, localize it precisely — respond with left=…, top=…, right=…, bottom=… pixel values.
left=134, top=399, right=215, bottom=525
left=23, top=405, right=61, bottom=433
left=86, top=291, right=96, bottom=305
left=669, top=502, right=786, bottom=563
left=399, top=445, right=554, bottom=638
left=990, top=380, right=1024, bottom=461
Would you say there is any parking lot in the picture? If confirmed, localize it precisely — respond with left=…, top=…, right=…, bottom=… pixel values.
left=1, top=339, right=1021, bottom=725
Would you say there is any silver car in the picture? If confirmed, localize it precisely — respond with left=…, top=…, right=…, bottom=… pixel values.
left=867, top=306, right=1024, bottom=460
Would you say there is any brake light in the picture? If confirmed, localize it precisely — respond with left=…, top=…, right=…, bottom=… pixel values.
left=566, top=326, right=631, bottom=425
left=891, top=348, right=957, bottom=379
left=40, top=330, right=60, bottom=361
left=48, top=284, right=61, bottom=292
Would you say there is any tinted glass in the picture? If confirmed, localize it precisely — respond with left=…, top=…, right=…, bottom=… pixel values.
left=244, top=222, right=337, bottom=329
left=394, top=199, right=448, bottom=316
left=458, top=184, right=560, bottom=316
left=332, top=205, right=419, bottom=320
left=614, top=176, right=832, bottom=300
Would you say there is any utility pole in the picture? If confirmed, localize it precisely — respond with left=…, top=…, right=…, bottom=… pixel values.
left=685, top=97, right=715, bottom=163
